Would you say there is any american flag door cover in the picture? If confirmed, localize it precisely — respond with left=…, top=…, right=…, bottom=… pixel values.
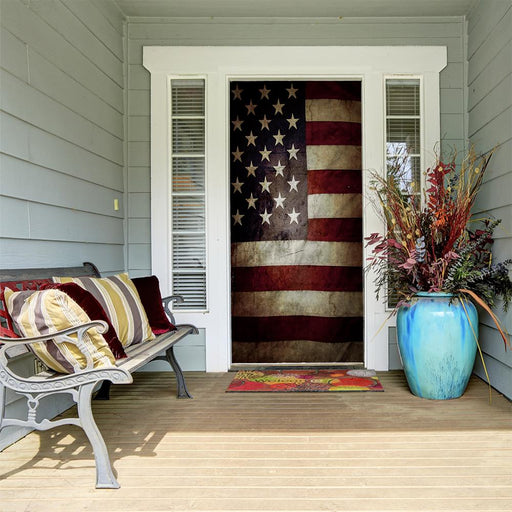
left=230, top=81, right=363, bottom=363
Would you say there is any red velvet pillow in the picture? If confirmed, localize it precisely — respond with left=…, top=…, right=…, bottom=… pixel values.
left=131, top=276, right=176, bottom=334
left=41, top=282, right=127, bottom=360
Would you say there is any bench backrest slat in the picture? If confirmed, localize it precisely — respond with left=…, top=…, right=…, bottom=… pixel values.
left=0, top=262, right=100, bottom=282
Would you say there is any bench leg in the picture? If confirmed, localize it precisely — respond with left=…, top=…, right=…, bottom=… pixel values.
left=94, top=380, right=111, bottom=401
left=165, top=346, right=192, bottom=399
left=78, top=382, right=120, bottom=489
left=0, top=383, right=6, bottom=430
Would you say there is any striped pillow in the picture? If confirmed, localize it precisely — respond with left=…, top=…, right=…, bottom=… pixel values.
left=53, top=273, right=155, bottom=348
left=41, top=282, right=127, bottom=360
left=4, top=288, right=115, bottom=374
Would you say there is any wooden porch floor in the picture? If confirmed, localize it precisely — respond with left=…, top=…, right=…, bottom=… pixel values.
left=1, top=370, right=511, bottom=511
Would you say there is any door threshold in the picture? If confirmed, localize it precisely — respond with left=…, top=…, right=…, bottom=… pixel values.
left=230, top=362, right=365, bottom=371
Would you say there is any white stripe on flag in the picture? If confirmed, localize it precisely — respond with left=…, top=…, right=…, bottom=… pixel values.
left=305, top=99, right=362, bottom=122
left=308, top=193, right=362, bottom=218
left=232, top=290, right=364, bottom=317
left=231, top=240, right=363, bottom=267
left=306, top=145, right=361, bottom=170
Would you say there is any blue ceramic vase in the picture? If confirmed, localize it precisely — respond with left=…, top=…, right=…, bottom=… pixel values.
left=396, top=292, right=478, bottom=400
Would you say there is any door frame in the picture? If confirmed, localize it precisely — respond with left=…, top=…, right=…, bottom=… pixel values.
left=143, top=46, right=447, bottom=372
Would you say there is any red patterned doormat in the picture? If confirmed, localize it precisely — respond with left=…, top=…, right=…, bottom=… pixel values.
left=226, top=369, right=384, bottom=392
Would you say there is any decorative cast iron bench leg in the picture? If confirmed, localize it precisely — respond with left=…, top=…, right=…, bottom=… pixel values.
left=96, top=346, right=193, bottom=401
left=165, top=346, right=192, bottom=399
left=78, top=382, right=120, bottom=489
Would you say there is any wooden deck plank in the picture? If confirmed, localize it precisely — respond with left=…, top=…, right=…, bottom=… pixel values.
left=0, top=371, right=511, bottom=511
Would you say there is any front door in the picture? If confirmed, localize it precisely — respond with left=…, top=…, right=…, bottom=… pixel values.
left=230, top=80, right=363, bottom=364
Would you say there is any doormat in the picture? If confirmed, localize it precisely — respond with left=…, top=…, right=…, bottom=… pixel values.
left=226, top=369, right=384, bottom=392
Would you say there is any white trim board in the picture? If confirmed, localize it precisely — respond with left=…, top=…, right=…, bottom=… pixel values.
left=144, top=46, right=447, bottom=372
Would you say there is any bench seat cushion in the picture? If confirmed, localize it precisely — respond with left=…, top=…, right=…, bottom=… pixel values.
left=53, top=273, right=155, bottom=348
left=4, top=288, right=116, bottom=374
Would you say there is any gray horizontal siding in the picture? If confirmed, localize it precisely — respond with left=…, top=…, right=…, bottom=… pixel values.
left=0, top=112, right=123, bottom=190
left=1, top=0, right=124, bottom=112
left=0, top=69, right=123, bottom=164
left=28, top=0, right=123, bottom=87
left=0, top=0, right=126, bottom=273
left=92, top=0, right=125, bottom=35
left=467, top=0, right=512, bottom=399
left=0, top=154, right=124, bottom=217
left=61, top=0, right=124, bottom=60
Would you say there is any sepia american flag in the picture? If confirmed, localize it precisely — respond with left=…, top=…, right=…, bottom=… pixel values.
left=230, top=81, right=363, bottom=363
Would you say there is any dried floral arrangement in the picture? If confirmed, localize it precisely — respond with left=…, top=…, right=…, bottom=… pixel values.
left=365, top=146, right=512, bottom=346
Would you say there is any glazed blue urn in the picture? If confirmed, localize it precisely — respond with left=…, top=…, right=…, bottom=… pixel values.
left=396, top=292, right=478, bottom=400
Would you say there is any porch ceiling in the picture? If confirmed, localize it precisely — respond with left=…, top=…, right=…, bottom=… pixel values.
left=114, top=0, right=479, bottom=18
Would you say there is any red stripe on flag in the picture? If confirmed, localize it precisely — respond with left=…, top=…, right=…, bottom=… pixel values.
left=233, top=265, right=362, bottom=292
left=307, top=218, right=362, bottom=242
left=306, top=81, right=362, bottom=100
left=232, top=316, right=364, bottom=343
left=308, top=170, right=362, bottom=194
left=306, top=121, right=361, bottom=146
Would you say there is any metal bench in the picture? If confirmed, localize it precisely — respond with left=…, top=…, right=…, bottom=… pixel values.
left=0, top=262, right=198, bottom=488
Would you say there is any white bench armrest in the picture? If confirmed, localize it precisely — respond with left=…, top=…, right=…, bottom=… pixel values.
left=0, top=320, right=108, bottom=371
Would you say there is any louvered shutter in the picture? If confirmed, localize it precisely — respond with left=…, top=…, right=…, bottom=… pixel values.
left=170, top=79, right=207, bottom=310
left=385, top=79, right=421, bottom=196
left=385, top=79, right=421, bottom=307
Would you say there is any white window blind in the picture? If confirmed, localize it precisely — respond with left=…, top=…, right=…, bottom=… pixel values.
left=385, top=79, right=421, bottom=308
left=170, top=79, right=207, bottom=310
left=385, top=79, right=421, bottom=197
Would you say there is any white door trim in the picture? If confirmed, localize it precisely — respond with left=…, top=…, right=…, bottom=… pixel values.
left=144, top=46, right=447, bottom=372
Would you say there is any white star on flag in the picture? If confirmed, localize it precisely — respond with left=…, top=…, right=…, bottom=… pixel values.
left=287, top=208, right=301, bottom=224
left=231, top=177, right=244, bottom=193
left=232, top=147, right=244, bottom=162
left=273, top=160, right=285, bottom=176
left=274, top=192, right=286, bottom=209
left=245, top=100, right=257, bottom=115
left=273, top=99, right=285, bottom=115
left=286, top=84, right=298, bottom=98
left=287, top=114, right=299, bottom=129
left=246, top=193, right=258, bottom=209
left=232, top=116, right=244, bottom=131
left=232, top=85, right=243, bottom=100
left=245, top=131, right=258, bottom=146
left=287, top=144, right=300, bottom=160
left=287, top=175, right=300, bottom=192
left=273, top=130, right=285, bottom=146
left=260, top=209, right=272, bottom=225
left=259, top=115, right=271, bottom=131
left=259, top=176, right=272, bottom=193
left=259, top=85, right=271, bottom=99
left=245, top=161, right=258, bottom=177
left=259, top=146, right=272, bottom=162
left=232, top=209, right=244, bottom=225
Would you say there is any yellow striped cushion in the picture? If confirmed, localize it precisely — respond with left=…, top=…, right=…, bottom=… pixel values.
left=4, top=288, right=115, bottom=374
left=53, top=273, right=155, bottom=348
